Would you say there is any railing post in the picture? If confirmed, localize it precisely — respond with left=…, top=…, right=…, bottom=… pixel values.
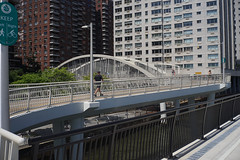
left=201, top=105, right=208, bottom=139
left=108, top=125, right=117, bottom=160
left=169, top=111, right=177, bottom=158
left=218, top=99, right=223, bottom=129
left=48, top=89, right=52, bottom=107
left=180, top=76, right=183, bottom=89
left=70, top=86, right=73, bottom=102
left=112, top=82, right=114, bottom=98
left=190, top=76, right=192, bottom=88
left=129, top=81, right=131, bottom=95
left=27, top=89, right=30, bottom=112
left=199, top=75, right=201, bottom=86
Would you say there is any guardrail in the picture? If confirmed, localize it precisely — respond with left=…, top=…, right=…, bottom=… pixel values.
left=27, top=93, right=240, bottom=160
left=9, top=74, right=230, bottom=116
left=0, top=128, right=25, bottom=160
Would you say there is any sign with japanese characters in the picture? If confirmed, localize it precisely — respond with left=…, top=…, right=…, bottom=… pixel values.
left=0, top=2, right=18, bottom=46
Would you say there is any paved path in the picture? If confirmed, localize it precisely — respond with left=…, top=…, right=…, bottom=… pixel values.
left=177, top=117, right=240, bottom=160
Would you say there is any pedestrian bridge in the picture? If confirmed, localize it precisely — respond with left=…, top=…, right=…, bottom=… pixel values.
left=9, top=74, right=231, bottom=133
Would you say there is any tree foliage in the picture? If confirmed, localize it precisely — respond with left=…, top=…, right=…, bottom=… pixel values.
left=11, top=67, right=76, bottom=84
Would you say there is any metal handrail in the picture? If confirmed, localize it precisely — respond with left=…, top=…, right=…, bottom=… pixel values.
left=0, top=128, right=25, bottom=160
left=27, top=93, right=240, bottom=160
left=9, top=74, right=230, bottom=116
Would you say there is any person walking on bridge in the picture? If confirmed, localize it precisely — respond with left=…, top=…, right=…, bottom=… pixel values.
left=94, top=71, right=104, bottom=97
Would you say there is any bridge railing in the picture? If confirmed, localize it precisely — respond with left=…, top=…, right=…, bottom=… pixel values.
left=9, top=74, right=230, bottom=116
left=26, top=93, right=240, bottom=160
left=0, top=128, right=25, bottom=160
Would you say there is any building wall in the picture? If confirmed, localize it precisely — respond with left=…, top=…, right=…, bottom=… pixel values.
left=113, top=0, right=235, bottom=75
left=14, top=0, right=96, bottom=70
left=234, top=0, right=240, bottom=67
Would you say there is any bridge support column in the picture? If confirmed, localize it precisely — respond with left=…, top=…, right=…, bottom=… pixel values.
left=160, top=102, right=166, bottom=119
left=53, top=120, right=65, bottom=160
left=174, top=99, right=180, bottom=114
left=188, top=97, right=195, bottom=110
left=207, top=92, right=215, bottom=106
left=70, top=117, right=84, bottom=160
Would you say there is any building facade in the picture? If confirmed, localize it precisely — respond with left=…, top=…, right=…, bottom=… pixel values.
left=15, top=0, right=96, bottom=70
left=113, top=0, right=236, bottom=75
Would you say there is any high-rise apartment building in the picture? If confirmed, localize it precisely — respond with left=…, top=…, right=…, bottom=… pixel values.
left=234, top=0, right=240, bottom=67
left=95, top=0, right=113, bottom=55
left=113, top=0, right=235, bottom=75
left=15, top=0, right=96, bottom=70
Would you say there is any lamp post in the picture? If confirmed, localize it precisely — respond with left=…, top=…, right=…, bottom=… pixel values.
left=82, top=22, right=94, bottom=102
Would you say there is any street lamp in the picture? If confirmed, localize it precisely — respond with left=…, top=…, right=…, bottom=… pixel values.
left=82, top=22, right=94, bottom=102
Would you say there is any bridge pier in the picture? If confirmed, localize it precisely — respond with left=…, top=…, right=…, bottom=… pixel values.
left=207, top=92, right=215, bottom=106
left=53, top=120, right=65, bottom=160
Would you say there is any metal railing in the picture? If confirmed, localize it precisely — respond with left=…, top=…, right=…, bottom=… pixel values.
left=27, top=93, right=240, bottom=160
left=0, top=128, right=25, bottom=160
left=9, top=74, right=230, bottom=116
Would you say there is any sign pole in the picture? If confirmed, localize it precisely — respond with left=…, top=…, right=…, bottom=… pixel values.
left=0, top=0, right=9, bottom=130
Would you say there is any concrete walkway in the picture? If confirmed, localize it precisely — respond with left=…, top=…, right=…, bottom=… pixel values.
left=177, top=117, right=240, bottom=160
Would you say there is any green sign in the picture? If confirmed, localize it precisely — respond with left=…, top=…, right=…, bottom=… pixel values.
left=0, top=2, right=18, bottom=46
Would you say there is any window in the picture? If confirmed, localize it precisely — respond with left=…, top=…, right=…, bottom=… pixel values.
left=207, top=36, right=218, bottom=42
left=151, top=1, right=161, bottom=7
left=116, top=52, right=122, bottom=56
left=175, top=23, right=182, bottom=28
left=183, top=21, right=192, bottom=27
left=115, top=1, right=122, bottom=5
left=184, top=55, right=193, bottom=61
left=208, top=45, right=218, bottom=51
left=152, top=9, right=161, bottom=15
left=125, top=21, right=132, bottom=26
left=197, top=37, right=202, bottom=42
left=125, top=51, right=133, bottom=56
left=175, top=48, right=183, bottom=52
left=164, top=8, right=171, bottom=13
left=135, top=35, right=142, bottom=40
left=135, top=4, right=141, bottom=10
left=175, top=56, right=183, bottom=62
left=207, top=9, right=217, bottom=16
left=125, top=28, right=132, bottom=33
left=183, top=29, right=193, bottom=35
left=208, top=63, right=218, bottom=67
left=196, top=3, right=201, bottom=6
left=152, top=41, right=162, bottom=46
left=207, top=27, right=218, bottom=33
left=184, top=47, right=193, bottom=52
left=152, top=49, right=162, bottom=54
left=135, top=12, right=141, bottom=17
left=197, top=28, right=202, bottom=32
left=174, top=15, right=182, bottom=21
left=124, top=0, right=132, bottom=4
left=198, top=55, right=202, bottom=58
left=207, top=18, right=217, bottom=24
left=152, top=25, right=162, bottom=30
left=174, top=0, right=182, bottom=4
left=184, top=64, right=193, bottom=68
left=197, top=11, right=201, bottom=15
left=115, top=37, right=122, bottom=42
left=135, top=51, right=142, bottom=55
left=197, top=20, right=201, bottom=23
left=174, top=7, right=182, bottom=13
left=164, top=16, right=171, bottom=22
left=115, top=8, right=122, bottom=13
left=115, top=44, right=122, bottom=49
left=198, top=63, right=202, bottom=66
left=207, top=1, right=217, bottom=7
left=115, top=22, right=122, bottom=27
left=183, top=13, right=192, bottom=18
left=208, top=54, right=218, bottom=59
left=175, top=31, right=182, bottom=36
left=175, top=40, right=182, bottom=45
left=164, top=24, right=171, bottom=29
left=125, top=14, right=132, bottom=19
left=135, top=27, right=142, bottom=32
left=135, top=43, right=142, bottom=48
left=152, top=57, right=162, bottom=62
left=151, top=17, right=162, bottom=23
left=152, top=33, right=162, bottom=38
left=115, top=15, right=122, bottom=20
left=183, top=4, right=192, bottom=10
left=164, top=41, right=172, bottom=46
left=184, top=38, right=193, bottom=44
left=125, top=36, right=132, bottom=41
left=125, top=44, right=132, bottom=49
left=164, top=32, right=171, bottom=38
left=135, top=20, right=142, bottom=25
left=115, top=30, right=122, bottom=35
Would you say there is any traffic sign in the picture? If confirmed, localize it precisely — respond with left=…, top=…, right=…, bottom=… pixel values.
left=0, top=2, right=18, bottom=46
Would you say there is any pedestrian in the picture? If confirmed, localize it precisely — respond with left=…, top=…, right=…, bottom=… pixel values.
left=94, top=71, right=103, bottom=97
left=172, top=69, right=175, bottom=76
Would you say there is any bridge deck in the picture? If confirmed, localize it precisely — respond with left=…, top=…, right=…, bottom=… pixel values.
left=177, top=116, right=240, bottom=160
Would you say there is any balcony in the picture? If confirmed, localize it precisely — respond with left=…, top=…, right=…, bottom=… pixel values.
left=50, top=40, right=59, bottom=45
left=50, top=0, right=59, bottom=3
left=50, top=15, right=60, bottom=21
left=50, top=22, right=60, bottom=27
left=50, top=34, right=60, bottom=39
left=50, top=28, right=60, bottom=33
left=50, top=5, right=60, bottom=10
left=50, top=10, right=60, bottom=15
